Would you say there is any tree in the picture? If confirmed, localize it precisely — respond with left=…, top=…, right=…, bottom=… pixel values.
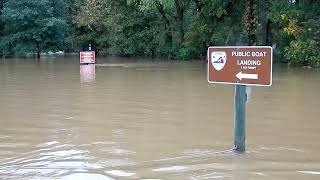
left=1, top=0, right=68, bottom=58
left=0, top=0, right=6, bottom=56
left=184, top=0, right=245, bottom=58
left=268, top=0, right=320, bottom=67
left=244, top=0, right=256, bottom=45
left=128, top=0, right=190, bottom=46
left=128, top=0, right=175, bottom=45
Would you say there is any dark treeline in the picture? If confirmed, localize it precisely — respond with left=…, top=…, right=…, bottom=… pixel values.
left=0, top=0, right=319, bottom=66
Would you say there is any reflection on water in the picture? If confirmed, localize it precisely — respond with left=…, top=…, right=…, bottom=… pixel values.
left=80, top=64, right=95, bottom=83
left=0, top=57, right=320, bottom=179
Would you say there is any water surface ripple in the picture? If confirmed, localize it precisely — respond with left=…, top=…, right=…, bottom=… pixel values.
left=0, top=57, right=320, bottom=179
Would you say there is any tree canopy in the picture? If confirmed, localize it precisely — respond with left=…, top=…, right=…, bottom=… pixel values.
left=0, top=0, right=68, bottom=58
left=0, top=0, right=319, bottom=66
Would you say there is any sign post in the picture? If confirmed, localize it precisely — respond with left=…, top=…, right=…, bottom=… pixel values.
left=234, top=85, right=246, bottom=152
left=207, top=46, right=272, bottom=152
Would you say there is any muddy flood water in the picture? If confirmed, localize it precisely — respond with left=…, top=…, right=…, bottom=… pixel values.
left=0, top=56, right=320, bottom=179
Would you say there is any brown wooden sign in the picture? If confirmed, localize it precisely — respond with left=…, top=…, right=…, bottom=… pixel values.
left=207, top=46, right=272, bottom=86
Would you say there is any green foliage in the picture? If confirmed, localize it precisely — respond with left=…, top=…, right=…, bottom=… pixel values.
left=269, top=0, right=320, bottom=67
left=184, top=0, right=245, bottom=58
left=284, top=16, right=320, bottom=67
left=1, top=0, right=319, bottom=66
left=0, top=0, right=68, bottom=57
left=285, top=39, right=320, bottom=67
left=71, top=0, right=248, bottom=59
left=176, top=47, right=192, bottom=60
left=128, top=0, right=174, bottom=12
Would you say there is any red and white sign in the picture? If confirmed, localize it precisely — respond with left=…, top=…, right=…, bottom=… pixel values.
left=208, top=46, right=272, bottom=86
left=80, top=51, right=95, bottom=64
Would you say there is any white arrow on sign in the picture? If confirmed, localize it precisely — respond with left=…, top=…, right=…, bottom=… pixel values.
left=236, top=72, right=258, bottom=80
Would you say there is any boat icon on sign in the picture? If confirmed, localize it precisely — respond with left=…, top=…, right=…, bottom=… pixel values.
left=211, top=51, right=227, bottom=71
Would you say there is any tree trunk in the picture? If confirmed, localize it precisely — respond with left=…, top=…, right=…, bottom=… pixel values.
left=192, top=0, right=201, bottom=12
left=265, top=19, right=272, bottom=46
left=0, top=0, right=3, bottom=57
left=244, top=0, right=256, bottom=46
left=155, top=1, right=173, bottom=44
left=224, top=0, right=240, bottom=15
left=0, top=0, right=4, bottom=14
left=36, top=41, right=40, bottom=59
left=0, top=0, right=4, bottom=35
left=174, top=0, right=184, bottom=44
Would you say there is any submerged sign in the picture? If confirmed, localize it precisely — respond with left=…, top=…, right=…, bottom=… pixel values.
left=207, top=46, right=272, bottom=86
left=80, top=51, right=95, bottom=64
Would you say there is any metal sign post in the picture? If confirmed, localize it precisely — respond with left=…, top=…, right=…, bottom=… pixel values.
left=234, top=85, right=246, bottom=152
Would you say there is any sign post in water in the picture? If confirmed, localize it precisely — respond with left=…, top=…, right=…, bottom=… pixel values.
left=207, top=46, right=272, bottom=152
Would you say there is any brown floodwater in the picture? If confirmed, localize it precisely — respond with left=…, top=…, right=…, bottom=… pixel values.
left=0, top=56, right=320, bottom=179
